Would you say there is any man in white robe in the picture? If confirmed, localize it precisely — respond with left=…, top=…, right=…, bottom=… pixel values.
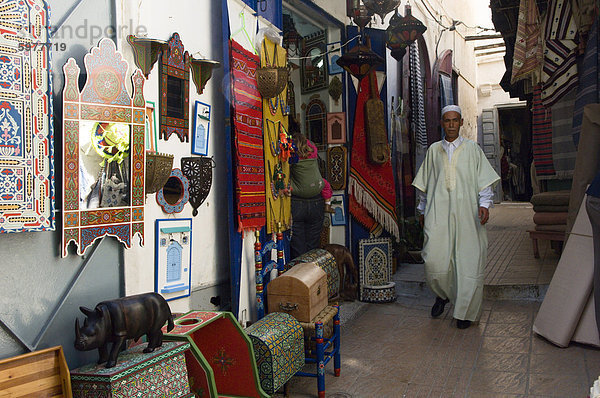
left=412, top=105, right=500, bottom=329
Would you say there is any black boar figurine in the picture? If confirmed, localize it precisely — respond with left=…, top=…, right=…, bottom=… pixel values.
left=74, top=292, right=174, bottom=368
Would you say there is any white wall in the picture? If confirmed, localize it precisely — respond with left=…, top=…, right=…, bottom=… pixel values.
left=116, top=0, right=229, bottom=314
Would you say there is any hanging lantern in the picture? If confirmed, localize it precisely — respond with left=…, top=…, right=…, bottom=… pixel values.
left=386, top=5, right=427, bottom=61
left=336, top=43, right=384, bottom=81
left=362, top=0, right=401, bottom=24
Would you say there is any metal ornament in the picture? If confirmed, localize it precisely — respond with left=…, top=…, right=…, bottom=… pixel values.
left=328, top=76, right=343, bottom=103
left=362, top=0, right=401, bottom=23
left=181, top=157, right=215, bottom=216
left=146, top=151, right=174, bottom=195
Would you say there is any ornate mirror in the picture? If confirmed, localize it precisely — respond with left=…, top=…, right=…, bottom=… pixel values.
left=62, top=39, right=146, bottom=257
left=159, top=33, right=190, bottom=142
left=156, top=168, right=189, bottom=214
left=305, top=97, right=327, bottom=147
left=0, top=0, right=55, bottom=233
left=301, top=30, right=328, bottom=94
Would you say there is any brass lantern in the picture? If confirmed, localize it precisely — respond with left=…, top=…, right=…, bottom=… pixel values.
left=386, top=5, right=427, bottom=61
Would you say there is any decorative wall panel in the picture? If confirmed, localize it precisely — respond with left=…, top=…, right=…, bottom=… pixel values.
left=0, top=0, right=55, bottom=233
left=62, top=39, right=145, bottom=256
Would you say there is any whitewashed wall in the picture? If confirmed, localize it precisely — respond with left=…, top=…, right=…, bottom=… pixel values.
left=115, top=0, right=230, bottom=315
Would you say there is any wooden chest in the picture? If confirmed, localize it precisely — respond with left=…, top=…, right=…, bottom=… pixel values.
left=267, top=262, right=328, bottom=322
left=0, top=346, right=72, bottom=397
left=70, top=341, right=192, bottom=398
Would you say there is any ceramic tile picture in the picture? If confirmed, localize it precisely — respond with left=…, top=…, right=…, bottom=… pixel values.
left=155, top=218, right=192, bottom=301
left=330, top=194, right=346, bottom=226
left=0, top=0, right=55, bottom=233
left=192, top=101, right=210, bottom=156
left=327, top=112, right=346, bottom=144
left=327, top=41, right=343, bottom=75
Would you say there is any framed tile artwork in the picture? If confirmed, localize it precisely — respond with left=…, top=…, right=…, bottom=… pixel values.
left=61, top=39, right=146, bottom=257
left=326, top=41, right=343, bottom=75
left=330, top=194, right=346, bottom=226
left=192, top=101, right=210, bottom=156
left=155, top=218, right=192, bottom=301
left=327, top=112, right=346, bottom=144
left=0, top=0, right=55, bottom=233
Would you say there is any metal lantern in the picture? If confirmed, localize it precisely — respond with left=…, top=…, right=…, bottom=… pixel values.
left=362, top=0, right=401, bottom=24
left=145, top=151, right=174, bottom=196
left=386, top=5, right=427, bottom=61
left=336, top=43, right=384, bottom=81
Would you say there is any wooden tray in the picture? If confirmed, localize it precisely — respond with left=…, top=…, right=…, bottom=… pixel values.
left=0, top=346, right=72, bottom=397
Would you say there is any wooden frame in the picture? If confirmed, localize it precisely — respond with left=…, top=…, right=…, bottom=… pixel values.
left=156, top=218, right=192, bottom=301
left=62, top=38, right=146, bottom=257
left=305, top=98, right=327, bottom=148
left=301, top=30, right=328, bottom=94
left=192, top=101, right=211, bottom=156
left=159, top=33, right=190, bottom=142
left=0, top=0, right=55, bottom=233
left=327, top=112, right=346, bottom=144
left=145, top=101, right=157, bottom=151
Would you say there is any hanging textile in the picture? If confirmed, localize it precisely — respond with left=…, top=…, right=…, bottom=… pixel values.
left=571, top=18, right=599, bottom=146
left=409, top=41, right=427, bottom=172
left=532, top=84, right=556, bottom=178
left=349, top=72, right=399, bottom=239
left=511, top=0, right=543, bottom=85
left=551, top=89, right=578, bottom=178
left=541, top=0, right=579, bottom=107
left=230, top=39, right=267, bottom=232
left=261, top=38, right=291, bottom=233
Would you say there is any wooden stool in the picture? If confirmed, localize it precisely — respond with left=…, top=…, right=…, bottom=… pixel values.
left=527, top=230, right=566, bottom=258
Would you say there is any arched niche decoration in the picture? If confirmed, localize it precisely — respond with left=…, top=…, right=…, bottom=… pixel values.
left=0, top=0, right=55, bottom=233
left=156, top=168, right=189, bottom=214
left=62, top=38, right=146, bottom=257
left=304, top=97, right=327, bottom=148
left=159, top=33, right=190, bottom=142
left=429, top=49, right=453, bottom=145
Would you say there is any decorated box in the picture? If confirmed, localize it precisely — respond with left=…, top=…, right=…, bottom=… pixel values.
left=286, top=248, right=340, bottom=299
left=70, top=341, right=192, bottom=398
left=246, top=312, right=305, bottom=394
left=163, top=311, right=269, bottom=398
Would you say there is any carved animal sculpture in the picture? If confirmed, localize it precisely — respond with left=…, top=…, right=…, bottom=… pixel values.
left=323, top=244, right=358, bottom=300
left=74, top=292, right=174, bottom=368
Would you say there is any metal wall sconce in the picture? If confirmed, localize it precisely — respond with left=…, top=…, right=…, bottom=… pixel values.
left=127, top=35, right=167, bottom=78
left=145, top=151, right=174, bottom=196
left=190, top=57, right=220, bottom=95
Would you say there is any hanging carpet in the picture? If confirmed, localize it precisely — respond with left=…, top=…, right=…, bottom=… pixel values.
left=349, top=72, right=399, bottom=239
left=532, top=84, right=556, bottom=179
left=230, top=39, right=266, bottom=232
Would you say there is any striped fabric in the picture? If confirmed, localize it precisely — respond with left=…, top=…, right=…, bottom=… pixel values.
left=541, top=0, right=579, bottom=107
left=551, top=89, right=578, bottom=178
left=511, top=0, right=543, bottom=84
left=532, top=84, right=556, bottom=178
left=230, top=39, right=266, bottom=231
left=409, top=41, right=427, bottom=171
left=571, top=18, right=599, bottom=146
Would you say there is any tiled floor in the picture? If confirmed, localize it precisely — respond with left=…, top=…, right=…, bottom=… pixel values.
left=282, top=202, right=600, bottom=397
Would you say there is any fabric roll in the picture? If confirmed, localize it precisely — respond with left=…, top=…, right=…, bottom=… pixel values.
left=566, top=104, right=600, bottom=234
left=535, top=224, right=567, bottom=232
left=530, top=190, right=570, bottom=206
left=533, top=212, right=568, bottom=225
left=533, top=198, right=594, bottom=347
left=533, top=205, right=569, bottom=213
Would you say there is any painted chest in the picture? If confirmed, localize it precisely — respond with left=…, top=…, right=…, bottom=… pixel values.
left=70, top=341, right=192, bottom=398
left=268, top=262, right=328, bottom=322
left=246, top=312, right=305, bottom=395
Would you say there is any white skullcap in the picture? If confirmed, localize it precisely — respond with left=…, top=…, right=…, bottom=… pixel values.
left=441, top=105, right=462, bottom=116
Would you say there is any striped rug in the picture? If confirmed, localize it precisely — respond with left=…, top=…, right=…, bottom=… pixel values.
left=230, top=39, right=266, bottom=231
left=532, top=84, right=556, bottom=178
